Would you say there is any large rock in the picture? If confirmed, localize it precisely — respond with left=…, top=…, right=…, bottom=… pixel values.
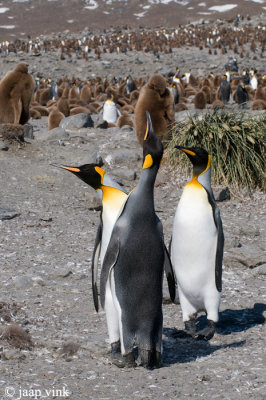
left=60, top=114, right=94, bottom=130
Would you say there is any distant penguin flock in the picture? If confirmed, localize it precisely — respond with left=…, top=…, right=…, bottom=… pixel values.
left=53, top=110, right=224, bottom=369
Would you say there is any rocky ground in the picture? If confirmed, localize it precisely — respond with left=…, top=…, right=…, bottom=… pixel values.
left=0, top=13, right=266, bottom=400
left=0, top=110, right=265, bottom=399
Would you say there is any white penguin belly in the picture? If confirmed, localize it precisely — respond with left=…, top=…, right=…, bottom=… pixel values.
left=100, top=192, right=127, bottom=264
left=103, top=103, right=118, bottom=124
left=172, top=184, right=218, bottom=307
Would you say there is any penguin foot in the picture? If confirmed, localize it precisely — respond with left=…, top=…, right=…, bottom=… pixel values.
left=171, top=320, right=197, bottom=339
left=139, top=349, right=162, bottom=369
left=110, top=340, right=124, bottom=368
left=196, top=320, right=216, bottom=341
left=111, top=343, right=136, bottom=368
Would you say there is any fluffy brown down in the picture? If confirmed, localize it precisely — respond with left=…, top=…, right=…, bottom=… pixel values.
left=0, top=62, right=35, bottom=124
left=134, top=74, right=175, bottom=146
left=48, top=108, right=65, bottom=130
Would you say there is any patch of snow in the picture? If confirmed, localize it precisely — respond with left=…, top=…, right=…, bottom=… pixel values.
left=187, top=7, right=194, bottom=9
left=0, top=25, right=15, bottom=29
left=134, top=12, right=147, bottom=18
left=0, top=7, right=9, bottom=13
left=198, top=2, right=206, bottom=6
left=103, top=11, right=110, bottom=14
left=67, top=20, right=74, bottom=23
left=8, top=16, right=14, bottom=19
left=198, top=12, right=212, bottom=15
left=84, top=0, right=98, bottom=10
left=148, top=0, right=189, bottom=5
left=143, top=5, right=151, bottom=8
left=12, top=0, right=29, bottom=3
left=245, top=0, right=264, bottom=3
left=209, top=4, right=238, bottom=12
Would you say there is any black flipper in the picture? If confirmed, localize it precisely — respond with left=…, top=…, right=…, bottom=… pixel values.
left=91, top=218, right=103, bottom=312
left=155, top=216, right=176, bottom=302
left=206, top=190, right=224, bottom=292
left=163, top=244, right=176, bottom=302
left=100, top=236, right=120, bottom=309
left=214, top=206, right=224, bottom=292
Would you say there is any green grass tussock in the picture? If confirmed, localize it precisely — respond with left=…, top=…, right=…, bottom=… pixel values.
left=167, top=111, right=266, bottom=191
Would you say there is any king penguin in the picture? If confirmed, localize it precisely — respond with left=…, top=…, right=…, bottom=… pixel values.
left=100, top=111, right=175, bottom=368
left=103, top=92, right=121, bottom=124
left=219, top=74, right=231, bottom=103
left=52, top=156, right=175, bottom=358
left=170, top=146, right=224, bottom=340
left=51, top=162, right=128, bottom=312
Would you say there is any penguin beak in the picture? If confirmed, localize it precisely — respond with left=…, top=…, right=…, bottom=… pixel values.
left=51, top=163, right=80, bottom=173
left=175, top=146, right=196, bottom=157
left=143, top=110, right=154, bottom=141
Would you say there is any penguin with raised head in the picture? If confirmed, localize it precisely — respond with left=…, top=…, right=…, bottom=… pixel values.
left=171, top=146, right=224, bottom=341
left=100, top=112, right=174, bottom=368
left=52, top=156, right=175, bottom=352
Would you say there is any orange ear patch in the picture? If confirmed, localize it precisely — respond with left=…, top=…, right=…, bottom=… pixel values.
left=142, top=154, right=153, bottom=169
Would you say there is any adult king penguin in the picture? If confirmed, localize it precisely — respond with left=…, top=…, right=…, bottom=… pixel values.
left=171, top=146, right=224, bottom=340
left=103, top=92, right=121, bottom=124
left=100, top=111, right=174, bottom=368
left=52, top=151, right=175, bottom=364
left=51, top=162, right=128, bottom=312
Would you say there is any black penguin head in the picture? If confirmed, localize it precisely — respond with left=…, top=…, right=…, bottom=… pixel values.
left=51, top=163, right=105, bottom=190
left=142, top=111, right=163, bottom=170
left=175, top=146, right=211, bottom=176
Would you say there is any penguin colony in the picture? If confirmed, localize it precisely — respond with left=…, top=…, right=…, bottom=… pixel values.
left=0, top=63, right=264, bottom=130
left=0, top=17, right=264, bottom=61
left=53, top=110, right=223, bottom=369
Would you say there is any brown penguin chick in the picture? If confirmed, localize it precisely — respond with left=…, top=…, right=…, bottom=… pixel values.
left=39, top=79, right=55, bottom=106
left=254, top=87, right=266, bottom=101
left=201, top=86, right=212, bottom=104
left=80, top=84, right=92, bottom=103
left=213, top=75, right=222, bottom=88
left=211, top=99, right=225, bottom=109
left=129, top=90, right=140, bottom=104
left=134, top=74, right=175, bottom=146
left=0, top=62, right=34, bottom=124
left=117, top=114, right=134, bottom=128
left=30, top=108, right=42, bottom=119
left=70, top=106, right=90, bottom=116
left=175, top=103, right=188, bottom=112
left=68, top=86, right=80, bottom=102
left=185, top=86, right=198, bottom=97
left=194, top=91, right=207, bottom=109
left=48, top=108, right=65, bottom=130
left=46, top=100, right=57, bottom=108
left=57, top=96, right=70, bottom=117
left=87, top=102, right=102, bottom=113
left=251, top=99, right=266, bottom=110
left=120, top=104, right=135, bottom=114
left=30, top=105, right=49, bottom=116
